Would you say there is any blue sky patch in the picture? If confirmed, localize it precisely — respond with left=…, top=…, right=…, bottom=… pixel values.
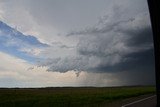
left=0, top=21, right=49, bottom=63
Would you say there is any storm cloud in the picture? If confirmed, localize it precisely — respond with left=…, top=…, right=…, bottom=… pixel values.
left=0, top=0, right=155, bottom=87
left=39, top=5, right=154, bottom=75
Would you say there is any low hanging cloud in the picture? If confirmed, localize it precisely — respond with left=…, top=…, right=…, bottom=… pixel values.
left=39, top=4, right=154, bottom=75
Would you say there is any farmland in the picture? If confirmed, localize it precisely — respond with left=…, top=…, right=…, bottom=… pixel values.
left=0, top=86, right=156, bottom=107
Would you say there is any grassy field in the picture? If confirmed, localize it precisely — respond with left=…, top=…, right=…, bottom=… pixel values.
left=0, top=86, right=155, bottom=107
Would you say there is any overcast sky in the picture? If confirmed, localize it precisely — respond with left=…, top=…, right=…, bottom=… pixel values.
left=0, top=0, right=155, bottom=87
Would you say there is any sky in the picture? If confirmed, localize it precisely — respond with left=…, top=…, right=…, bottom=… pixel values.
left=0, top=0, right=155, bottom=87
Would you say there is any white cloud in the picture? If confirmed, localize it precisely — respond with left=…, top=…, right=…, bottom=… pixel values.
left=0, top=52, right=30, bottom=71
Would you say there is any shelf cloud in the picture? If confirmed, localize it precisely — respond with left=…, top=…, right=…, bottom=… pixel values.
left=0, top=0, right=155, bottom=86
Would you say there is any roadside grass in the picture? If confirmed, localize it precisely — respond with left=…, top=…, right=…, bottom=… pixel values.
left=0, top=86, right=155, bottom=107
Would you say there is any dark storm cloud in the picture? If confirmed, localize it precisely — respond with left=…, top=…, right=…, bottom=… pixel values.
left=77, top=18, right=154, bottom=73
left=91, top=49, right=154, bottom=72
left=39, top=4, right=154, bottom=78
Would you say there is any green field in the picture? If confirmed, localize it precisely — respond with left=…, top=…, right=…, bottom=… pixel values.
left=0, top=86, right=156, bottom=107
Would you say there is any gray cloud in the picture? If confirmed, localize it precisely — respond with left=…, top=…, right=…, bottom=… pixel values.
left=51, top=42, right=74, bottom=49
left=39, top=5, right=154, bottom=74
left=36, top=0, right=155, bottom=85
